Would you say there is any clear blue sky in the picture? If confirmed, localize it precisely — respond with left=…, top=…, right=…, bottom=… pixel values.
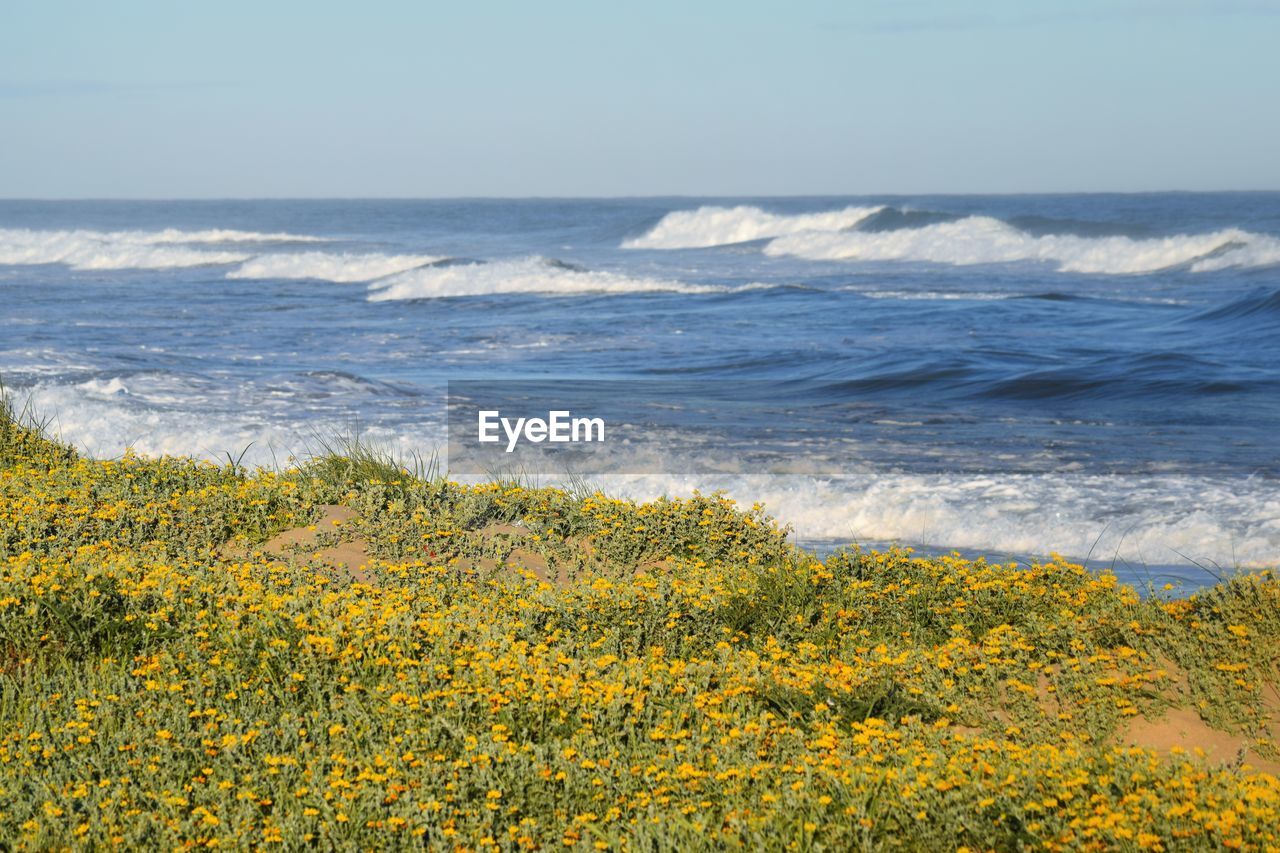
left=3, top=0, right=1277, bottom=197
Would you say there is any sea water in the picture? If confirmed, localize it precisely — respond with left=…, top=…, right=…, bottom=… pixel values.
left=1, top=195, right=1277, bottom=587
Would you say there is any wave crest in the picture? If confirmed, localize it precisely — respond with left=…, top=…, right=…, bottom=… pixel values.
left=128, top=228, right=326, bottom=244
left=764, top=216, right=1280, bottom=275
left=673, top=469, right=1280, bottom=569
left=0, top=227, right=324, bottom=271
left=622, top=205, right=883, bottom=249
left=367, top=257, right=732, bottom=301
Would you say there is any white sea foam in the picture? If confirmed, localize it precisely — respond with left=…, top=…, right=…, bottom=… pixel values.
left=0, top=348, right=100, bottom=377
left=367, top=257, right=731, bottom=301
left=0, top=227, right=326, bottom=272
left=582, top=468, right=1280, bottom=571
left=15, top=380, right=445, bottom=467
left=764, top=216, right=1280, bottom=275
left=123, top=228, right=326, bottom=244
left=1190, top=236, right=1280, bottom=273
left=13, top=375, right=1278, bottom=571
left=622, top=205, right=883, bottom=249
left=228, top=251, right=445, bottom=283
left=79, top=377, right=130, bottom=398
left=0, top=230, right=247, bottom=270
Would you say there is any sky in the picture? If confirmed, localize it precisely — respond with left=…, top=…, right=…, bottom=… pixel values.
left=2, top=0, right=1278, bottom=197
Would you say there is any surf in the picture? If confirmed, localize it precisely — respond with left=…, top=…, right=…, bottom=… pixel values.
left=366, top=256, right=736, bottom=300
left=0, top=226, right=326, bottom=271
left=763, top=216, right=1280, bottom=274
left=622, top=204, right=883, bottom=249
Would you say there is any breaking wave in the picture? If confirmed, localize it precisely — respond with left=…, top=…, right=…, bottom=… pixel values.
left=124, top=228, right=326, bottom=244
left=622, top=204, right=883, bottom=249
left=0, top=227, right=325, bottom=271
left=615, top=468, right=1280, bottom=570
left=763, top=216, right=1280, bottom=274
left=8, top=363, right=1277, bottom=575
left=367, top=257, right=734, bottom=301
left=15, top=374, right=1279, bottom=571
left=14, top=378, right=442, bottom=463
left=1190, top=237, right=1280, bottom=273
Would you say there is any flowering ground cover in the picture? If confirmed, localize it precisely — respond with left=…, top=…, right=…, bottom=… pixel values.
left=2, top=400, right=1279, bottom=850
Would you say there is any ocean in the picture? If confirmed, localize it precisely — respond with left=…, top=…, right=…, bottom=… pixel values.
left=1, top=194, right=1277, bottom=588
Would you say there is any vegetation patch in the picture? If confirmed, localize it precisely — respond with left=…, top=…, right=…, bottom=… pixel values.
left=2, top=398, right=1279, bottom=849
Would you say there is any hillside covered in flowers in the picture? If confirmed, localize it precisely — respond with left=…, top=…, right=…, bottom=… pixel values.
left=2, top=400, right=1279, bottom=850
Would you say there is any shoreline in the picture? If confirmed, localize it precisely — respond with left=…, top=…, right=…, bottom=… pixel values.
left=4, top=378, right=1269, bottom=589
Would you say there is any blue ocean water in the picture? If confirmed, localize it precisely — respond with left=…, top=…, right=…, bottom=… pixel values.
left=1, top=195, right=1278, bottom=586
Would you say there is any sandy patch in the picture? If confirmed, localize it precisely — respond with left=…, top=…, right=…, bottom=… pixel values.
left=1122, top=706, right=1280, bottom=775
left=237, top=504, right=374, bottom=584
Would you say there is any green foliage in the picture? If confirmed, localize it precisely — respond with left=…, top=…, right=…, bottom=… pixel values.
left=1, top=407, right=1279, bottom=849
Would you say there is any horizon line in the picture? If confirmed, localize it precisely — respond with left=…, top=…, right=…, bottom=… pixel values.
left=2, top=189, right=1279, bottom=203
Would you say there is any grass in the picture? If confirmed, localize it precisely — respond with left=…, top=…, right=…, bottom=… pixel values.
left=1, top=399, right=1280, bottom=849
left=301, top=426, right=441, bottom=500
